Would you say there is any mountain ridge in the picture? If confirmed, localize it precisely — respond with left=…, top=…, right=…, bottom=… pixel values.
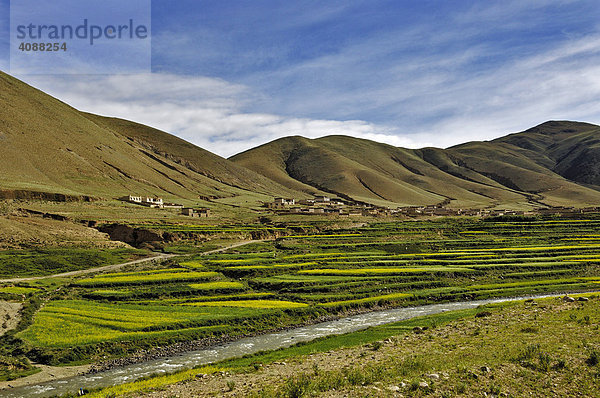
left=2, top=70, right=600, bottom=210
left=231, top=121, right=600, bottom=209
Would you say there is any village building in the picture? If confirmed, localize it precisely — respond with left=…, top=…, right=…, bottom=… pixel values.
left=330, top=198, right=346, bottom=205
left=181, top=208, right=197, bottom=217
left=144, top=197, right=163, bottom=207
left=123, top=194, right=183, bottom=209
left=128, top=195, right=142, bottom=203
left=181, top=208, right=211, bottom=217
left=267, top=197, right=295, bottom=209
left=275, top=198, right=295, bottom=205
left=198, top=208, right=211, bottom=217
left=163, top=202, right=184, bottom=209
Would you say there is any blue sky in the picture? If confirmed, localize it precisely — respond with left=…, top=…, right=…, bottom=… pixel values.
left=2, top=1, right=600, bottom=156
left=0, top=0, right=7, bottom=70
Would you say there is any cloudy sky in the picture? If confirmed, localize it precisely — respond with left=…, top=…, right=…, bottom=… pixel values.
left=2, top=1, right=600, bottom=157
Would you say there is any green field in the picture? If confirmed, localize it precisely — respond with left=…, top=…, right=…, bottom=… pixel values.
left=4, top=216, right=600, bottom=374
left=0, top=248, right=147, bottom=278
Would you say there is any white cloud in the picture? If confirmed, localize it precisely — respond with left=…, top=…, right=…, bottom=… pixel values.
left=20, top=73, right=402, bottom=157
left=257, top=28, right=600, bottom=148
left=17, top=26, right=600, bottom=157
left=12, top=19, right=600, bottom=159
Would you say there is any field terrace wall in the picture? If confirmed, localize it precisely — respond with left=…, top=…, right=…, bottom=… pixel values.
left=0, top=189, right=95, bottom=202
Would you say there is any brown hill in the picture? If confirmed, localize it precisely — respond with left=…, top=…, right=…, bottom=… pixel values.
left=231, top=122, right=600, bottom=208
left=3, top=70, right=599, bottom=210
left=0, top=71, right=300, bottom=205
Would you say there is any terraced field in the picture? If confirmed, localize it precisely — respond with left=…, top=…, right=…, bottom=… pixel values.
left=8, top=216, right=600, bottom=367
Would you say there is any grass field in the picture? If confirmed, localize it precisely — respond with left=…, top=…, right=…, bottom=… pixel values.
left=7, top=216, right=600, bottom=373
left=0, top=248, right=147, bottom=278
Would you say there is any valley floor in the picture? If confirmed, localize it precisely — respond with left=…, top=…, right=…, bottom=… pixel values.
left=3, top=216, right=600, bottom=395
left=125, top=296, right=599, bottom=398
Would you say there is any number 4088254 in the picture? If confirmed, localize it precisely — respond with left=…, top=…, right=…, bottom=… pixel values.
left=19, top=42, right=67, bottom=52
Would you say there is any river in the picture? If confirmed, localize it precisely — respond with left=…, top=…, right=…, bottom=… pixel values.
left=0, top=293, right=575, bottom=397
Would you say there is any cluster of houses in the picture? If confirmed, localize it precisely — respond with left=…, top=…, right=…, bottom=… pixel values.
left=124, top=195, right=183, bottom=209
left=123, top=195, right=210, bottom=217
left=123, top=194, right=600, bottom=220
left=397, top=205, right=600, bottom=217
left=266, top=196, right=391, bottom=217
left=266, top=196, right=346, bottom=209
left=266, top=197, right=600, bottom=218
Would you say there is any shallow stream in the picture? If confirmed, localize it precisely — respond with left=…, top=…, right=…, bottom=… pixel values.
left=1, top=293, right=572, bottom=397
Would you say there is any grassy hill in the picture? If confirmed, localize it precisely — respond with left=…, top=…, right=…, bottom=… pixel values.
left=0, top=71, right=301, bottom=207
left=231, top=122, right=600, bottom=208
left=2, top=69, right=600, bottom=210
left=447, top=121, right=600, bottom=207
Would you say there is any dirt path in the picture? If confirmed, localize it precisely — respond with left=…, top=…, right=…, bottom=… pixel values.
left=0, top=301, right=22, bottom=336
left=0, top=364, right=92, bottom=390
left=0, top=253, right=177, bottom=283
left=199, top=239, right=264, bottom=255
left=0, top=240, right=263, bottom=284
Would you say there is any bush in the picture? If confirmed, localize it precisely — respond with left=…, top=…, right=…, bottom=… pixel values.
left=283, top=374, right=312, bottom=398
left=227, top=379, right=236, bottom=391
left=520, top=326, right=539, bottom=333
left=517, top=344, right=541, bottom=361
left=370, top=341, right=383, bottom=351
left=587, top=349, right=599, bottom=366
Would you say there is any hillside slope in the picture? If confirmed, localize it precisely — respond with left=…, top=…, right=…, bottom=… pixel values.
left=447, top=121, right=600, bottom=207
left=231, top=122, right=600, bottom=208
left=0, top=71, right=300, bottom=204
left=3, top=70, right=599, bottom=210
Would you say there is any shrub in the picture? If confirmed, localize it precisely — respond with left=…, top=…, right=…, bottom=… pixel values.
left=283, top=374, right=312, bottom=398
left=538, top=352, right=552, bottom=372
left=587, top=349, right=599, bottom=366
left=227, top=379, right=236, bottom=391
left=370, top=341, right=383, bottom=351
left=517, top=344, right=541, bottom=362
left=553, top=359, right=567, bottom=370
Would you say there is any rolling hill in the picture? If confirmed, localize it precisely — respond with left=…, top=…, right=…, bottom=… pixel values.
left=0, top=71, right=303, bottom=206
left=231, top=121, right=600, bottom=209
left=2, top=69, right=600, bottom=211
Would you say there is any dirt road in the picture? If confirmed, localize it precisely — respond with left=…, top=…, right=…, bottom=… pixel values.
left=199, top=239, right=263, bottom=255
left=0, top=253, right=177, bottom=283
left=0, top=239, right=265, bottom=284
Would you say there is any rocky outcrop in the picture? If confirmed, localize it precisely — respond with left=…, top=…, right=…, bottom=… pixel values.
left=250, top=229, right=288, bottom=240
left=98, top=224, right=173, bottom=248
left=17, top=208, right=71, bottom=221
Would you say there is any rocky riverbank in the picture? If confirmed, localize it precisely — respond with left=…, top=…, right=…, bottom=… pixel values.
left=87, top=304, right=401, bottom=373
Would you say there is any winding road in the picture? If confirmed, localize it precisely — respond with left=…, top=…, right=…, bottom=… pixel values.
left=0, top=239, right=264, bottom=283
